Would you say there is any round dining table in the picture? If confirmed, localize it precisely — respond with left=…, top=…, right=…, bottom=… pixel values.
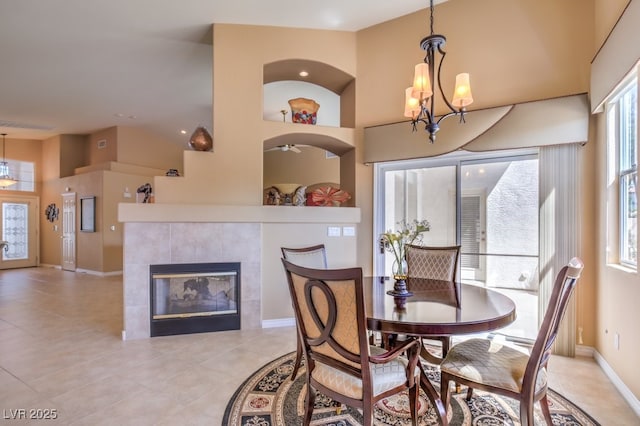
left=363, top=276, right=517, bottom=426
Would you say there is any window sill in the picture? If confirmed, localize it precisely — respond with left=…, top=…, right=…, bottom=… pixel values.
left=605, top=263, right=637, bottom=274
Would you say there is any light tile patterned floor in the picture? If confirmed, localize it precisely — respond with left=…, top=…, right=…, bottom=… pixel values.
left=0, top=267, right=637, bottom=425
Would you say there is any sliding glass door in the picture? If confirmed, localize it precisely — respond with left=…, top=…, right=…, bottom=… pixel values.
left=375, top=149, right=539, bottom=340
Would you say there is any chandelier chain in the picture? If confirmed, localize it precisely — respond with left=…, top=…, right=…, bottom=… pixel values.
left=429, top=0, right=435, bottom=36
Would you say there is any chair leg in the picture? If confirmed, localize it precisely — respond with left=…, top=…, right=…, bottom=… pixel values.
left=539, top=393, right=553, bottom=425
left=440, top=376, right=451, bottom=420
left=409, top=381, right=420, bottom=426
left=466, top=386, right=473, bottom=401
left=291, top=334, right=302, bottom=381
left=304, top=383, right=315, bottom=425
left=519, top=401, right=535, bottom=426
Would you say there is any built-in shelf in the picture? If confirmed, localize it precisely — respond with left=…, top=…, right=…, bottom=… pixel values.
left=119, top=203, right=361, bottom=224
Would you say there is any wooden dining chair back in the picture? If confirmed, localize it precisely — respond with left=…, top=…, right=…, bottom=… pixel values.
left=440, top=257, right=584, bottom=426
left=281, top=244, right=328, bottom=381
left=281, top=259, right=421, bottom=426
left=405, top=244, right=460, bottom=282
left=405, top=244, right=461, bottom=359
left=281, top=244, right=327, bottom=269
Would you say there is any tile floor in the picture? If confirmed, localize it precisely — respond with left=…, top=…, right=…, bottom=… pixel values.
left=0, top=267, right=638, bottom=425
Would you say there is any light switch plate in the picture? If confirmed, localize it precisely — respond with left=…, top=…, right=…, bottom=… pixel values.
left=327, top=226, right=341, bottom=237
left=342, top=226, right=355, bottom=236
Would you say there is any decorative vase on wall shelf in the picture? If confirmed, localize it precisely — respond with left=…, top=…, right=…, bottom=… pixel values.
left=188, top=126, right=213, bottom=151
left=288, top=97, right=320, bottom=125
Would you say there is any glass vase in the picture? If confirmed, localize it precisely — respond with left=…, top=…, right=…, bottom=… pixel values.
left=392, top=258, right=408, bottom=280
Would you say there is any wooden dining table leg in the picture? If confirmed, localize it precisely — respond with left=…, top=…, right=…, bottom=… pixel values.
left=418, top=358, right=448, bottom=425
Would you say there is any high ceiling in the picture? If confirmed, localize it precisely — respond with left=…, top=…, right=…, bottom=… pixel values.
left=0, top=0, right=430, bottom=145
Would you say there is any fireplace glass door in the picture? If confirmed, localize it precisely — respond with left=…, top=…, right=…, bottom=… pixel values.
left=150, top=262, right=240, bottom=336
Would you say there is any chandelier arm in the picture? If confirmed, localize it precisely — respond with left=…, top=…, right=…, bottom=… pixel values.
left=434, top=110, right=465, bottom=127
left=435, top=49, right=459, bottom=115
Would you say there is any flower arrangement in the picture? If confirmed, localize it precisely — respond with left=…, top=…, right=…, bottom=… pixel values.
left=381, top=219, right=430, bottom=279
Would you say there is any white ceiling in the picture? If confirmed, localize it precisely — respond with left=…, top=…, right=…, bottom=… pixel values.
left=0, top=0, right=429, bottom=145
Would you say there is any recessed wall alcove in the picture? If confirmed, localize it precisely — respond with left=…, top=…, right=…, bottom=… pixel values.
left=262, top=59, right=357, bottom=205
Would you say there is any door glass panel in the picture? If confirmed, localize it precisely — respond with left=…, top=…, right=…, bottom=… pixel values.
left=461, top=158, right=539, bottom=340
left=2, top=202, right=29, bottom=260
left=382, top=166, right=457, bottom=276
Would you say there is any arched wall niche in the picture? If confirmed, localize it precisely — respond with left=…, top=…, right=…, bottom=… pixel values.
left=263, top=133, right=355, bottom=206
left=263, top=59, right=356, bottom=129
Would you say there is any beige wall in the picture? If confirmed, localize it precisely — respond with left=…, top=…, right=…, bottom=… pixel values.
left=356, top=0, right=593, bottom=128
left=87, top=127, right=118, bottom=165
left=594, top=0, right=630, bottom=48
left=116, top=126, right=185, bottom=173
left=60, top=134, right=88, bottom=178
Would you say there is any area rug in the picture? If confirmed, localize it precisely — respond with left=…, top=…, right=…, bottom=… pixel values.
left=222, top=352, right=600, bottom=426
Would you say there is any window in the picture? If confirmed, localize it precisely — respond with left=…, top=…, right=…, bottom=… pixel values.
left=607, top=77, right=637, bottom=267
left=0, top=160, right=35, bottom=192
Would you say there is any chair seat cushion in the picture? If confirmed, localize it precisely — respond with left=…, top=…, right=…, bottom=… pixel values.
left=440, top=338, right=547, bottom=394
left=311, top=345, right=418, bottom=400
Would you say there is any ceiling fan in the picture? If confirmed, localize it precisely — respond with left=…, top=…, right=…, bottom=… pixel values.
left=266, top=144, right=302, bottom=153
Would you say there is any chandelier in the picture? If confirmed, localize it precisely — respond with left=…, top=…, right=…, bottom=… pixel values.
left=404, top=0, right=473, bottom=143
left=0, top=133, right=18, bottom=188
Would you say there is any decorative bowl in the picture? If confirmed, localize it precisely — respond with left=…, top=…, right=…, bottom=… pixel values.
left=288, top=98, right=320, bottom=125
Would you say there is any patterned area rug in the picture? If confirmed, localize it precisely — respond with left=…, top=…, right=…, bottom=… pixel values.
left=222, top=352, right=601, bottom=426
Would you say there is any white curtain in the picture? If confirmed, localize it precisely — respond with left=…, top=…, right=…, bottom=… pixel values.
left=539, top=143, right=581, bottom=356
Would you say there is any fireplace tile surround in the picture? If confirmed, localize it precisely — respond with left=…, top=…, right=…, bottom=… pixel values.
left=123, top=222, right=261, bottom=339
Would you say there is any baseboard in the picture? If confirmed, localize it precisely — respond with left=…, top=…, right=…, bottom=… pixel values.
left=590, top=347, right=640, bottom=418
left=39, top=263, right=62, bottom=270
left=38, top=265, right=122, bottom=277
left=262, top=318, right=296, bottom=328
left=75, top=268, right=123, bottom=277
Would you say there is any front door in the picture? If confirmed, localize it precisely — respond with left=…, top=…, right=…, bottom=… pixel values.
left=0, top=195, right=38, bottom=269
left=61, top=193, right=76, bottom=271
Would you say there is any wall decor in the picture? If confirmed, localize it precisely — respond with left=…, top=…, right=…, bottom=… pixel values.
left=188, top=126, right=213, bottom=151
left=136, top=183, right=153, bottom=203
left=80, top=196, right=96, bottom=232
left=288, top=98, right=320, bottom=124
left=45, top=203, right=59, bottom=222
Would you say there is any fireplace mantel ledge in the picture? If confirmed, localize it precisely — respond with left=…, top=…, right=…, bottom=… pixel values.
left=118, top=203, right=361, bottom=224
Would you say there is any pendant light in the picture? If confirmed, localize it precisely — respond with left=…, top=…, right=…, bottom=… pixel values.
left=404, top=0, right=474, bottom=143
left=0, top=133, right=18, bottom=188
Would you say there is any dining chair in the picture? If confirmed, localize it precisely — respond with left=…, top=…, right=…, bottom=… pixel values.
left=281, top=259, right=422, bottom=426
left=439, top=257, right=584, bottom=426
left=281, top=244, right=328, bottom=381
left=281, top=244, right=327, bottom=268
left=405, top=244, right=461, bottom=360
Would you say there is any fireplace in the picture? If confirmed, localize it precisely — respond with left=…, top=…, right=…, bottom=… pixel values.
left=150, top=262, right=241, bottom=337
